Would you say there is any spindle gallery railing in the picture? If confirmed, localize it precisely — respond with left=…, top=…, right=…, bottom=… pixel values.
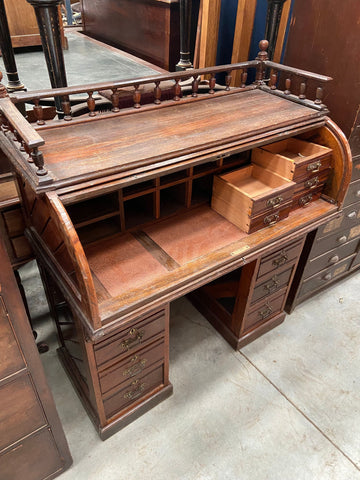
left=0, top=40, right=332, bottom=179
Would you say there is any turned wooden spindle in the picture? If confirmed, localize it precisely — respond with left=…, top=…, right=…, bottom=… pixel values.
left=20, top=140, right=25, bottom=152
left=255, top=40, right=269, bottom=84
left=284, top=77, right=291, bottom=95
left=154, top=82, right=161, bottom=105
left=269, top=72, right=277, bottom=89
left=192, top=76, right=199, bottom=97
left=173, top=79, right=181, bottom=101
left=62, top=95, right=72, bottom=121
left=133, top=85, right=141, bottom=109
left=31, top=147, right=47, bottom=176
left=225, top=72, right=232, bottom=91
left=299, top=81, right=306, bottom=99
left=209, top=74, right=216, bottom=94
left=87, top=92, right=96, bottom=117
left=241, top=70, right=248, bottom=88
left=315, top=86, right=323, bottom=105
left=111, top=88, right=120, bottom=112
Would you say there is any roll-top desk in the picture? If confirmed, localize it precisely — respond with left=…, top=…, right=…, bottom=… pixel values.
left=0, top=41, right=352, bottom=439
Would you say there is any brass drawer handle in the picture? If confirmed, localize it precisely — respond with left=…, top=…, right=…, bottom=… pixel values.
left=272, top=251, right=288, bottom=267
left=329, top=255, right=339, bottom=264
left=121, top=327, right=145, bottom=351
left=304, top=176, right=319, bottom=189
left=259, top=303, right=273, bottom=320
left=356, top=190, right=360, bottom=198
left=347, top=211, right=356, bottom=219
left=266, top=196, right=283, bottom=208
left=337, top=235, right=347, bottom=244
left=123, top=379, right=146, bottom=400
left=264, top=275, right=279, bottom=293
left=323, top=273, right=332, bottom=281
left=123, top=356, right=147, bottom=378
left=264, top=213, right=280, bottom=226
left=307, top=160, right=322, bottom=172
left=299, top=193, right=312, bottom=207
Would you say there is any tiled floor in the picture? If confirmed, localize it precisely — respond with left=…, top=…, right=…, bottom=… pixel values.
left=21, top=261, right=360, bottom=480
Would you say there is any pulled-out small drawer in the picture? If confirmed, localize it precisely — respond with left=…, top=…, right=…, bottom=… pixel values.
left=293, top=169, right=330, bottom=195
left=242, top=289, right=287, bottom=333
left=252, top=138, right=332, bottom=182
left=94, top=309, right=166, bottom=368
left=99, top=338, right=165, bottom=395
left=343, top=178, right=360, bottom=206
left=103, top=364, right=164, bottom=419
left=304, top=239, right=359, bottom=278
left=299, top=255, right=355, bottom=298
left=251, top=267, right=293, bottom=305
left=257, top=238, right=304, bottom=279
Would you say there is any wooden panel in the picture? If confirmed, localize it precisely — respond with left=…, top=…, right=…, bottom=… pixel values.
left=3, top=208, right=25, bottom=236
left=242, top=288, right=287, bottom=333
left=198, top=0, right=221, bottom=69
left=0, top=374, right=47, bottom=451
left=344, top=178, right=360, bottom=207
left=0, top=297, right=25, bottom=379
left=3, top=0, right=41, bottom=48
left=250, top=266, right=293, bottom=305
left=0, top=428, right=63, bottom=480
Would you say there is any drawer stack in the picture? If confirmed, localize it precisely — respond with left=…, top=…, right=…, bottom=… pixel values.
left=252, top=138, right=333, bottom=209
left=93, top=307, right=170, bottom=426
left=189, top=236, right=305, bottom=349
left=285, top=117, right=360, bottom=311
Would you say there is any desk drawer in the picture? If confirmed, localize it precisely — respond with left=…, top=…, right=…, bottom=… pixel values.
left=0, top=428, right=63, bottom=480
left=2, top=208, right=25, bottom=237
left=94, top=309, right=166, bottom=368
left=291, top=187, right=323, bottom=209
left=293, top=169, right=330, bottom=195
left=304, top=239, right=359, bottom=278
left=299, top=255, right=355, bottom=298
left=257, top=238, right=304, bottom=279
left=103, top=364, right=164, bottom=419
left=0, top=297, right=25, bottom=378
left=251, top=267, right=293, bottom=305
left=99, top=338, right=165, bottom=395
left=243, top=289, right=287, bottom=333
left=344, top=178, right=360, bottom=206
left=317, top=204, right=360, bottom=239
left=311, top=228, right=354, bottom=258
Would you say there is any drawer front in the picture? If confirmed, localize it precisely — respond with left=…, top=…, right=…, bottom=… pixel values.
left=0, top=428, right=63, bottom=480
left=247, top=203, right=291, bottom=234
left=299, top=255, right=355, bottom=298
left=292, top=153, right=332, bottom=182
left=351, top=155, right=360, bottom=181
left=2, top=208, right=25, bottom=237
left=250, top=185, right=294, bottom=217
left=0, top=374, right=47, bottom=451
left=251, top=267, right=293, bottom=305
left=243, top=289, right=287, bottom=333
left=291, top=189, right=323, bottom=210
left=94, top=309, right=166, bottom=368
left=257, top=238, right=304, bottom=279
left=317, top=204, right=360, bottom=239
left=311, top=228, right=354, bottom=258
left=294, top=169, right=330, bottom=195
left=304, top=239, right=359, bottom=278
left=103, top=364, right=164, bottom=419
left=351, top=250, right=360, bottom=269
left=99, top=339, right=165, bottom=395
left=0, top=297, right=25, bottom=378
left=344, top=178, right=360, bottom=206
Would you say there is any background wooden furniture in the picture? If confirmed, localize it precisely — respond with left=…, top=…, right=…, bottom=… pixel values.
left=80, top=0, right=180, bottom=71
left=0, top=43, right=351, bottom=439
left=0, top=236, right=72, bottom=480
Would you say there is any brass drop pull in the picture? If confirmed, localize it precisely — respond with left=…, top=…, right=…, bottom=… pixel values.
left=266, top=196, right=283, bottom=208
left=299, top=193, right=312, bottom=207
left=264, top=275, right=279, bottom=293
left=307, top=160, right=321, bottom=172
left=323, top=273, right=332, bottom=281
left=356, top=190, right=360, bottom=198
left=123, top=357, right=147, bottom=378
left=272, top=251, right=288, bottom=267
left=347, top=211, right=356, bottom=219
left=123, top=379, right=146, bottom=400
left=329, top=255, right=339, bottom=264
left=304, top=176, right=319, bottom=189
left=259, top=303, right=272, bottom=320
left=121, top=327, right=145, bottom=351
left=264, top=213, right=280, bottom=226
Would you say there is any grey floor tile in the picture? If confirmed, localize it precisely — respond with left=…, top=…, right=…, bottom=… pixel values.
left=240, top=272, right=360, bottom=469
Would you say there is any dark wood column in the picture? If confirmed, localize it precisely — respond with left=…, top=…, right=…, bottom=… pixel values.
left=0, top=0, right=25, bottom=91
left=26, top=0, right=67, bottom=115
left=265, top=0, right=288, bottom=61
left=176, top=0, right=193, bottom=70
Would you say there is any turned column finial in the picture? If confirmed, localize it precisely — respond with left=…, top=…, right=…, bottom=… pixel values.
left=257, top=40, right=269, bottom=61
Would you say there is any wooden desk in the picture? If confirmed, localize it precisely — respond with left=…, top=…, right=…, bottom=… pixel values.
left=0, top=42, right=352, bottom=439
